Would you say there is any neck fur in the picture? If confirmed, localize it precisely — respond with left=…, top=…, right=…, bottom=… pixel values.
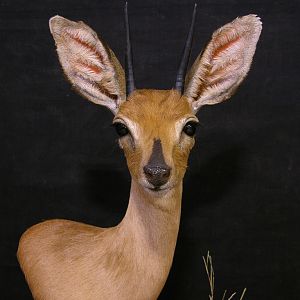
left=119, top=180, right=182, bottom=254
left=109, top=180, right=183, bottom=296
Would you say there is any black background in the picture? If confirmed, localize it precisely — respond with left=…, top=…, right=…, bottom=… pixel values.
left=1, top=0, right=299, bottom=299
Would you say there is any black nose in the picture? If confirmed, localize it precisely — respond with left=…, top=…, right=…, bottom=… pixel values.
left=143, top=165, right=171, bottom=188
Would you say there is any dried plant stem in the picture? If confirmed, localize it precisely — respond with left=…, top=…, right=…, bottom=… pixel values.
left=202, top=252, right=247, bottom=300
left=203, top=251, right=214, bottom=300
left=240, top=288, right=247, bottom=300
left=222, top=290, right=227, bottom=300
left=227, top=292, right=237, bottom=300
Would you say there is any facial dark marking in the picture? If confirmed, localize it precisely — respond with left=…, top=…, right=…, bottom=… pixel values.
left=148, top=139, right=166, bottom=168
left=143, top=139, right=171, bottom=188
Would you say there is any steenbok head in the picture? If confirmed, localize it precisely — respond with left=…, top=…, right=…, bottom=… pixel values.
left=49, top=5, right=262, bottom=196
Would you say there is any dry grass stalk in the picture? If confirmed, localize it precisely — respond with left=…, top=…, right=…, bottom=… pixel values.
left=202, top=252, right=247, bottom=300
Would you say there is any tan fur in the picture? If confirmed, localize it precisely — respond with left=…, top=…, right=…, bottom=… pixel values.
left=18, top=14, right=262, bottom=300
left=18, top=90, right=195, bottom=300
left=117, top=90, right=194, bottom=188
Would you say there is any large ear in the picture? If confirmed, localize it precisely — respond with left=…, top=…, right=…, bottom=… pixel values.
left=184, top=15, right=262, bottom=112
left=49, top=16, right=125, bottom=114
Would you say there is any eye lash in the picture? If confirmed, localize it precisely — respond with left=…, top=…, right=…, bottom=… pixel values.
left=185, top=120, right=200, bottom=128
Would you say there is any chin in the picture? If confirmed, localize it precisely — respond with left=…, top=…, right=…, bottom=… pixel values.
left=146, top=186, right=170, bottom=195
left=142, top=182, right=177, bottom=197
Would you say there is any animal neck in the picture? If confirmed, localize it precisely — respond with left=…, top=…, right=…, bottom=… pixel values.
left=113, top=179, right=183, bottom=286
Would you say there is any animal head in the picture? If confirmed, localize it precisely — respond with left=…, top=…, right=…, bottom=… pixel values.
left=49, top=5, right=262, bottom=194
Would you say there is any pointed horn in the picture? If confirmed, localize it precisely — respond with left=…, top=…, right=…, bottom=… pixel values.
left=125, top=2, right=135, bottom=96
left=175, top=3, right=197, bottom=93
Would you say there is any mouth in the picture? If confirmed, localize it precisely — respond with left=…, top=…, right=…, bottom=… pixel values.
left=145, top=183, right=174, bottom=194
left=148, top=186, right=168, bottom=192
left=140, top=178, right=173, bottom=194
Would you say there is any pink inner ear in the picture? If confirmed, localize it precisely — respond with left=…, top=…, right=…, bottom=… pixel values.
left=73, top=73, right=119, bottom=101
left=64, top=30, right=105, bottom=64
left=189, top=31, right=244, bottom=102
left=212, top=36, right=241, bottom=59
left=76, top=61, right=102, bottom=74
left=185, top=15, right=262, bottom=110
left=208, top=76, right=231, bottom=88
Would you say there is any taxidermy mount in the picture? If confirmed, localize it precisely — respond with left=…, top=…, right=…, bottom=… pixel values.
left=17, top=3, right=262, bottom=300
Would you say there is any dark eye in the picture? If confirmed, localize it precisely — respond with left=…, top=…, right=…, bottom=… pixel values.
left=183, top=121, right=198, bottom=137
left=113, top=122, right=129, bottom=137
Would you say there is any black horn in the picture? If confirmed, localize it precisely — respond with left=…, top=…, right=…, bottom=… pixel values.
left=175, top=3, right=197, bottom=93
left=125, top=2, right=135, bottom=96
